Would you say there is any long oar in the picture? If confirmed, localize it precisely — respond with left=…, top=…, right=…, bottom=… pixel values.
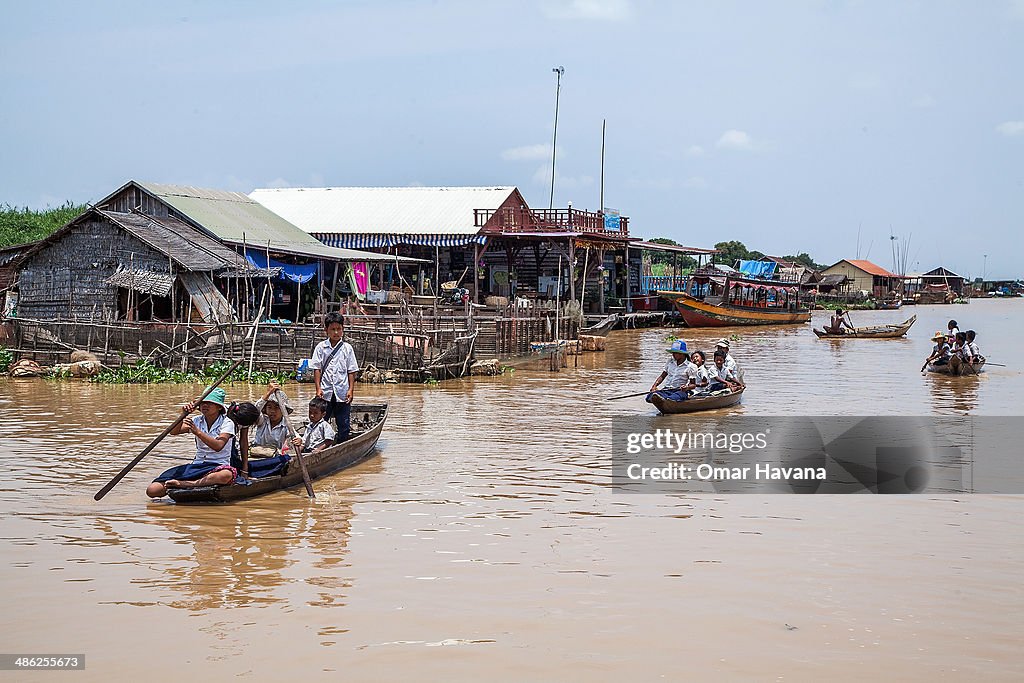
left=607, top=390, right=652, bottom=401
left=94, top=359, right=243, bottom=501
left=276, top=389, right=315, bottom=499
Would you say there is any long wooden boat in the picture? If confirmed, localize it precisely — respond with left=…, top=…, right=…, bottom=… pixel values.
left=658, top=271, right=810, bottom=327
left=167, top=403, right=388, bottom=503
left=926, top=358, right=985, bottom=376
left=814, top=314, right=916, bottom=339
left=580, top=313, right=619, bottom=337
left=651, top=388, right=744, bottom=414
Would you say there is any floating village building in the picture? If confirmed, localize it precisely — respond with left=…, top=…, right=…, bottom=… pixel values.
left=821, top=259, right=902, bottom=298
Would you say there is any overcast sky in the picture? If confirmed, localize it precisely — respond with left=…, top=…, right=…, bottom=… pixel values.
left=2, top=0, right=1022, bottom=278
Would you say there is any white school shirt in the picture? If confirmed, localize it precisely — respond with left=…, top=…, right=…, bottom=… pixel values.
left=713, top=364, right=738, bottom=383
left=252, top=399, right=290, bottom=451
left=661, top=357, right=690, bottom=389
left=302, top=419, right=336, bottom=452
left=693, top=364, right=713, bottom=388
left=190, top=413, right=236, bottom=466
left=967, top=340, right=981, bottom=358
left=309, top=339, right=360, bottom=400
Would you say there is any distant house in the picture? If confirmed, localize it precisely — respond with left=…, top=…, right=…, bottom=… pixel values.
left=921, top=267, right=965, bottom=296
left=250, top=185, right=636, bottom=308
left=13, top=207, right=253, bottom=322
left=821, top=259, right=901, bottom=297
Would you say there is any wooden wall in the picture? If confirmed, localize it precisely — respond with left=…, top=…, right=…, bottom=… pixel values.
left=17, top=216, right=171, bottom=320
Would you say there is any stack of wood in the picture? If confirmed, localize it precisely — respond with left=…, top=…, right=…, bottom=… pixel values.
left=579, top=335, right=606, bottom=352
left=470, top=359, right=503, bottom=376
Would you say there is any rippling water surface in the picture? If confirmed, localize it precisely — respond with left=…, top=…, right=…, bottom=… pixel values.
left=1, top=300, right=1021, bottom=681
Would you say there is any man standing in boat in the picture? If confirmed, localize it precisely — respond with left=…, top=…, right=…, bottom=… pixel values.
left=310, top=312, right=359, bottom=442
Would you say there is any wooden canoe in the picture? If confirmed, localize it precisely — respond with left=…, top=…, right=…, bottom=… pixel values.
left=813, top=314, right=916, bottom=339
left=926, top=358, right=986, bottom=376
left=660, top=291, right=810, bottom=327
left=651, top=388, right=744, bottom=414
left=167, top=403, right=388, bottom=503
left=580, top=313, right=619, bottom=337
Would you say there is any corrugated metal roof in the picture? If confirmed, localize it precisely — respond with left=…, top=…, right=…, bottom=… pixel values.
left=249, top=186, right=517, bottom=236
left=838, top=259, right=899, bottom=278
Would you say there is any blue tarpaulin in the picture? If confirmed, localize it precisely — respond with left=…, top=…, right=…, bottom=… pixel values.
left=246, top=251, right=318, bottom=284
left=738, top=260, right=777, bottom=278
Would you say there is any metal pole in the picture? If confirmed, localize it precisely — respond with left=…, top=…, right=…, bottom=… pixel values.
left=549, top=66, right=564, bottom=210
left=599, top=118, right=606, bottom=213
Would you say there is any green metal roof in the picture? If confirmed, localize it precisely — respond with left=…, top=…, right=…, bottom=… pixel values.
left=135, top=182, right=411, bottom=262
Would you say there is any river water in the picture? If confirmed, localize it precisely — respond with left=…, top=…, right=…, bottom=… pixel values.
left=1, top=300, right=1021, bottom=681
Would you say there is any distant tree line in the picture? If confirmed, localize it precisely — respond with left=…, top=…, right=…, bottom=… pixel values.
left=646, top=237, right=826, bottom=271
left=0, top=202, right=85, bottom=248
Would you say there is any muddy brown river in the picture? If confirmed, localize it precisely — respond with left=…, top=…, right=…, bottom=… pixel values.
left=1, top=300, right=1021, bottom=681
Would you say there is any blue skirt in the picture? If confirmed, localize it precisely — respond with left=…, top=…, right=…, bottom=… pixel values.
left=646, top=388, right=690, bottom=403
left=152, top=461, right=234, bottom=483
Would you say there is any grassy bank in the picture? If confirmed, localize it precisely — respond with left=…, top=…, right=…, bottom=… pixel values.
left=92, top=359, right=294, bottom=385
left=0, top=202, right=86, bottom=247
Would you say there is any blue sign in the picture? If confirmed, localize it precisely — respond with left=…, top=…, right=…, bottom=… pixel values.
left=603, top=208, right=620, bottom=231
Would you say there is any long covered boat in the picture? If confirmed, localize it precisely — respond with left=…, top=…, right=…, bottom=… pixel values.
left=168, top=403, right=388, bottom=503
left=658, top=272, right=810, bottom=327
left=651, top=388, right=744, bottom=414
left=814, top=315, right=916, bottom=338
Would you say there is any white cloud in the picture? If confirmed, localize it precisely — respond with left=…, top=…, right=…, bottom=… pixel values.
left=685, top=145, right=705, bottom=158
left=501, top=144, right=555, bottom=161
left=682, top=176, right=708, bottom=190
left=264, top=177, right=294, bottom=189
left=531, top=165, right=594, bottom=190
left=541, top=0, right=633, bottom=21
left=912, top=94, right=936, bottom=108
left=716, top=129, right=753, bottom=151
left=996, top=120, right=1024, bottom=137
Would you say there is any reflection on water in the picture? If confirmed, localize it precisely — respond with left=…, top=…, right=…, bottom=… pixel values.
left=0, top=299, right=1021, bottom=679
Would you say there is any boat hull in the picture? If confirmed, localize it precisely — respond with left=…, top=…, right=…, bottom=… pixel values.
left=814, top=315, right=916, bottom=339
left=926, top=359, right=986, bottom=376
left=660, top=291, right=810, bottom=327
left=651, top=388, right=744, bottom=414
left=167, top=403, right=388, bottom=504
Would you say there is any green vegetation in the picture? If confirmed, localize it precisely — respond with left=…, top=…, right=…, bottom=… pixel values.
left=0, top=347, right=12, bottom=373
left=91, top=359, right=294, bottom=385
left=647, top=237, right=697, bottom=270
left=0, top=202, right=87, bottom=248
left=712, top=241, right=826, bottom=270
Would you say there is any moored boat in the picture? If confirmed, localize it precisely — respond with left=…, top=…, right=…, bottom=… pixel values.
left=658, top=271, right=810, bottom=327
left=814, top=314, right=916, bottom=339
left=651, top=388, right=744, bottom=414
left=167, top=403, right=388, bottom=503
left=926, top=358, right=986, bottom=376
left=580, top=313, right=619, bottom=337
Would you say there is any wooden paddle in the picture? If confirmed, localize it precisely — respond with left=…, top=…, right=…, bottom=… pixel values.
left=275, top=388, right=315, bottom=499
left=607, top=390, right=653, bottom=401
left=94, top=358, right=243, bottom=501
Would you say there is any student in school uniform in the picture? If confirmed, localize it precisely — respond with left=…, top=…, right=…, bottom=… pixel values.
left=925, top=331, right=952, bottom=366
left=251, top=381, right=293, bottom=456
left=707, top=350, right=743, bottom=393
left=291, top=397, right=336, bottom=455
left=647, top=340, right=698, bottom=402
left=309, top=312, right=359, bottom=442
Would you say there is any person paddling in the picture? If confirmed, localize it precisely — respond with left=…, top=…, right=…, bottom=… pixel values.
left=146, top=387, right=237, bottom=498
left=824, top=309, right=854, bottom=335
left=924, top=331, right=952, bottom=369
left=647, top=340, right=698, bottom=403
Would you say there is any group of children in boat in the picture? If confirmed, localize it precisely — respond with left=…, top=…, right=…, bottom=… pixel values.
left=923, top=319, right=984, bottom=369
left=646, top=337, right=745, bottom=404
left=146, top=313, right=359, bottom=498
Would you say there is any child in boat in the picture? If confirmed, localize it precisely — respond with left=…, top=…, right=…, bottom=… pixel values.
left=291, top=396, right=336, bottom=454
left=647, top=340, right=698, bottom=402
left=965, top=330, right=982, bottom=364
left=688, top=350, right=713, bottom=395
left=146, top=387, right=237, bottom=498
left=708, top=350, right=743, bottom=393
left=947, top=319, right=960, bottom=344
left=251, top=380, right=293, bottom=455
left=310, top=312, right=359, bottom=442
left=926, top=331, right=952, bottom=366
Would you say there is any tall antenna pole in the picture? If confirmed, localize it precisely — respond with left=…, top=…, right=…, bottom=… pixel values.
left=549, top=66, right=565, bottom=210
left=599, top=118, right=606, bottom=213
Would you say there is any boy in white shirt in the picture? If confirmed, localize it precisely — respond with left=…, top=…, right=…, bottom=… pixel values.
left=292, top=397, right=336, bottom=454
left=309, top=312, right=359, bottom=441
left=647, top=340, right=699, bottom=402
